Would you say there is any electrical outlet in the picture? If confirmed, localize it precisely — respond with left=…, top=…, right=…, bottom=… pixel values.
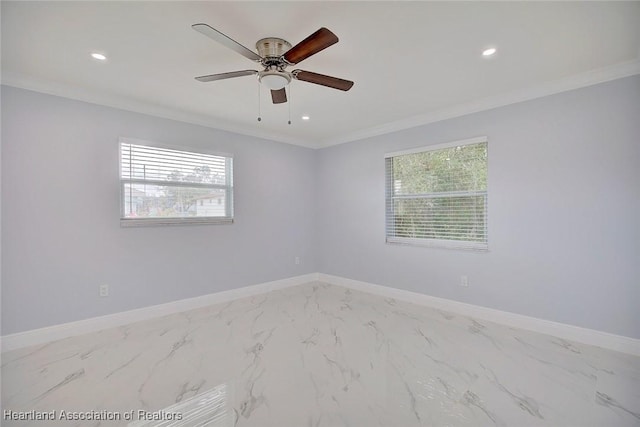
left=295, top=256, right=300, bottom=265
left=99, top=284, right=109, bottom=297
left=460, top=275, right=469, bottom=287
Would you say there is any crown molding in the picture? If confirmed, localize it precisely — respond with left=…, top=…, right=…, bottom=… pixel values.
left=3, top=59, right=639, bottom=150
left=318, top=59, right=640, bottom=148
left=0, top=72, right=314, bottom=149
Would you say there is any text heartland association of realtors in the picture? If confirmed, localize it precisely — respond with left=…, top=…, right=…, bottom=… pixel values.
left=3, top=409, right=182, bottom=422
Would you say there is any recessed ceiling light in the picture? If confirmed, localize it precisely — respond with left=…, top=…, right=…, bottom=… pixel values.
left=301, top=115, right=310, bottom=121
left=91, top=53, right=107, bottom=61
left=482, top=48, right=497, bottom=57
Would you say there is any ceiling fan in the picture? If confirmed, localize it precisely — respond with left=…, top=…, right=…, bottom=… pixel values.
left=192, top=24, right=354, bottom=104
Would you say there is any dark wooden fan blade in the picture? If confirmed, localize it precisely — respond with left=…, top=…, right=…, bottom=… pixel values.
left=192, top=23, right=262, bottom=62
left=271, top=88, right=287, bottom=104
left=195, top=70, right=258, bottom=82
left=293, top=70, right=354, bottom=91
left=283, top=28, right=338, bottom=65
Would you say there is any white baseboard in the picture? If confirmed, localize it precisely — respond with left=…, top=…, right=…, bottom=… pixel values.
left=3, top=272, right=638, bottom=357
left=1, top=273, right=319, bottom=353
left=318, top=273, right=640, bottom=357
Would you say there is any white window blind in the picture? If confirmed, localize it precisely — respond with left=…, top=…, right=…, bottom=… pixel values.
left=119, top=139, right=233, bottom=226
left=385, top=137, right=488, bottom=250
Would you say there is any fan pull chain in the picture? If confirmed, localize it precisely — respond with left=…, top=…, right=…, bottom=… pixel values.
left=288, top=85, right=292, bottom=125
left=257, top=82, right=262, bottom=122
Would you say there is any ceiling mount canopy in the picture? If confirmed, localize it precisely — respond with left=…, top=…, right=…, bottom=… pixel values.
left=256, top=37, right=292, bottom=59
left=192, top=23, right=354, bottom=105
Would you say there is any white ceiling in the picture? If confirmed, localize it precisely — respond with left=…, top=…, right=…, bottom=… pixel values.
left=2, top=1, right=639, bottom=148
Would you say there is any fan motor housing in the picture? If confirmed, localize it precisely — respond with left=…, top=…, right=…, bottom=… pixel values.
left=256, top=38, right=292, bottom=60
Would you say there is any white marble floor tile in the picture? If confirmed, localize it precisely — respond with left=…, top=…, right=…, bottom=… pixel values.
left=2, top=282, right=639, bottom=426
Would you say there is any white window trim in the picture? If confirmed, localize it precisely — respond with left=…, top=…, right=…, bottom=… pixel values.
left=119, top=137, right=234, bottom=227
left=385, top=136, right=488, bottom=251
left=384, top=136, right=488, bottom=158
left=386, top=236, right=488, bottom=251
left=120, top=216, right=233, bottom=227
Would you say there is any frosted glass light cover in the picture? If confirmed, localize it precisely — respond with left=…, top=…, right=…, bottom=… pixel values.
left=260, top=74, right=289, bottom=90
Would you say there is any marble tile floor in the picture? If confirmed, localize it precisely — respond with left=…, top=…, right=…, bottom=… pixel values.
left=2, top=282, right=639, bottom=427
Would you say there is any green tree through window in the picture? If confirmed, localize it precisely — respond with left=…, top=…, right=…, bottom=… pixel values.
left=385, top=138, right=487, bottom=249
left=120, top=139, right=233, bottom=226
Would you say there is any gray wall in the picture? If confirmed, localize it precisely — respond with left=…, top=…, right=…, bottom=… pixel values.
left=3, top=76, right=639, bottom=339
left=1, top=86, right=317, bottom=335
left=317, top=75, right=640, bottom=339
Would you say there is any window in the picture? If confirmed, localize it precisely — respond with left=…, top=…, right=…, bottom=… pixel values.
left=385, top=136, right=487, bottom=250
left=119, top=138, right=233, bottom=226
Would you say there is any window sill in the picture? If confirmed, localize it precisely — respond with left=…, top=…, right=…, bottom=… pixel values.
left=120, top=217, right=233, bottom=227
left=386, top=236, right=488, bottom=251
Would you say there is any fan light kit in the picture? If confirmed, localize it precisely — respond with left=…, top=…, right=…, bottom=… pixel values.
left=192, top=23, right=354, bottom=122
left=259, top=71, right=291, bottom=90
